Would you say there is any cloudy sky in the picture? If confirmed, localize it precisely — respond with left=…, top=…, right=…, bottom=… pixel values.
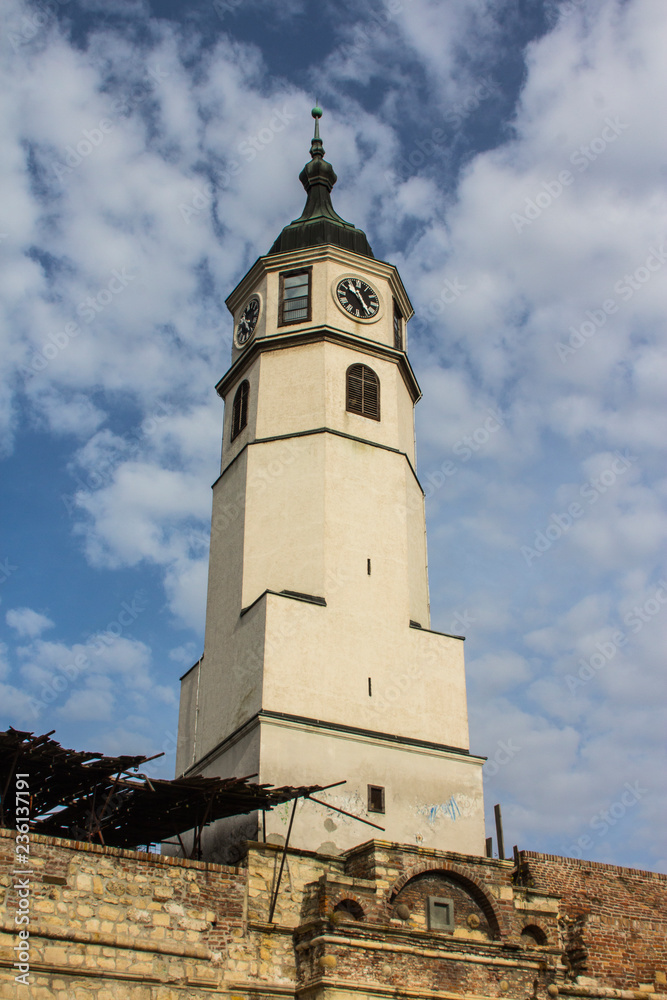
left=1, top=0, right=665, bottom=872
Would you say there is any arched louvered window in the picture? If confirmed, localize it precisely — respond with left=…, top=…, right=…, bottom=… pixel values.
left=231, top=380, right=249, bottom=441
left=346, top=364, right=380, bottom=421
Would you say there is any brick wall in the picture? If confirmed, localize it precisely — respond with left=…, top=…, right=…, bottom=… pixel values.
left=520, top=850, right=667, bottom=990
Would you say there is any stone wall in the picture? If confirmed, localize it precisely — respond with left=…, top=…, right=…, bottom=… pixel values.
left=1, top=828, right=666, bottom=999
left=0, top=827, right=246, bottom=998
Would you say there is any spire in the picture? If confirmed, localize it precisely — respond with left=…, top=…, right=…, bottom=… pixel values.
left=267, top=106, right=374, bottom=258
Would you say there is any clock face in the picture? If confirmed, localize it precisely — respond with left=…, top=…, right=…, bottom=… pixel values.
left=235, top=296, right=260, bottom=347
left=335, top=277, right=380, bottom=320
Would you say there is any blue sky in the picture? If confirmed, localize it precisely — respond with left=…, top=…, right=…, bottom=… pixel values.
left=1, top=0, right=665, bottom=872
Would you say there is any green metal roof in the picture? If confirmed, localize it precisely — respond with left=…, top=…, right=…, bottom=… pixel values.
left=268, top=107, right=374, bottom=259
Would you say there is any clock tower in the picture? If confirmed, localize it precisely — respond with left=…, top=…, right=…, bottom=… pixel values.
left=176, top=108, right=486, bottom=861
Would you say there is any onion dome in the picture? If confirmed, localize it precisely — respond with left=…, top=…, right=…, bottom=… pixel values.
left=268, top=106, right=374, bottom=258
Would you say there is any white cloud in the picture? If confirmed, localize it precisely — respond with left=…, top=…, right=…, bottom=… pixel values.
left=6, top=607, right=55, bottom=638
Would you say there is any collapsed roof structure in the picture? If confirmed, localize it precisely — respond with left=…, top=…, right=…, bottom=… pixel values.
left=0, top=728, right=332, bottom=858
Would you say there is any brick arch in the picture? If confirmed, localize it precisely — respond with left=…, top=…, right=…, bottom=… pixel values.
left=328, top=889, right=367, bottom=915
left=520, top=922, right=548, bottom=945
left=333, top=897, right=365, bottom=921
left=388, top=861, right=505, bottom=938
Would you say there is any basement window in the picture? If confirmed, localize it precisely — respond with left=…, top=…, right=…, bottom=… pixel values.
left=427, top=896, right=454, bottom=932
left=231, top=380, right=249, bottom=441
left=279, top=268, right=311, bottom=325
left=346, top=363, right=380, bottom=420
left=367, top=784, right=385, bottom=814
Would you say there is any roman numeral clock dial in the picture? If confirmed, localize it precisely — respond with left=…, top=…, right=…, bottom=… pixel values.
left=235, top=295, right=260, bottom=347
left=335, top=277, right=380, bottom=319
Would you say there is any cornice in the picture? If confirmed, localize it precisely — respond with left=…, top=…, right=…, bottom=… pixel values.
left=225, top=245, right=414, bottom=322
left=215, top=326, right=422, bottom=403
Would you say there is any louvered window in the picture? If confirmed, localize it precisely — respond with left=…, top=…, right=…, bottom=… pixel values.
left=393, top=299, right=403, bottom=350
left=346, top=363, right=380, bottom=421
left=231, top=380, right=249, bottom=441
left=279, top=268, right=311, bottom=325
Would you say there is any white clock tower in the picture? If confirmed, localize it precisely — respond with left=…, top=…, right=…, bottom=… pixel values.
left=176, top=108, right=486, bottom=862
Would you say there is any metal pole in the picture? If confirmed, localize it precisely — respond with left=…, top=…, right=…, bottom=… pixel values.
left=268, top=798, right=298, bottom=924
left=306, top=795, right=385, bottom=831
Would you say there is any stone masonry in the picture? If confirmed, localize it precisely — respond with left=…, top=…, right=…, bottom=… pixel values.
left=1, top=827, right=666, bottom=998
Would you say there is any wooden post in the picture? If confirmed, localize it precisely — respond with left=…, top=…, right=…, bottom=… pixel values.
left=494, top=804, right=505, bottom=860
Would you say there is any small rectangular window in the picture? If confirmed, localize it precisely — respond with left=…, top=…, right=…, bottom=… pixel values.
left=393, top=300, right=403, bottom=350
left=279, top=269, right=311, bottom=325
left=368, top=677, right=372, bottom=696
left=367, top=784, right=385, bottom=813
left=427, top=896, right=454, bottom=931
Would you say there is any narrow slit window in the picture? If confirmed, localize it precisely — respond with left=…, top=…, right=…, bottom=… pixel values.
left=346, top=364, right=380, bottom=420
left=279, top=269, right=311, bottom=325
left=367, top=784, right=385, bottom=814
left=368, top=677, right=372, bottom=696
left=231, top=380, right=249, bottom=441
left=367, top=558, right=371, bottom=575
left=393, top=299, right=403, bottom=350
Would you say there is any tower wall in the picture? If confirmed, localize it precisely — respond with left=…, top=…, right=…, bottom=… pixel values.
left=177, top=218, right=486, bottom=856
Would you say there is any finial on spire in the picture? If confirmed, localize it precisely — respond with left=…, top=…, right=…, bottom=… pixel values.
left=310, top=103, right=324, bottom=158
left=266, top=101, right=373, bottom=258
left=312, top=101, right=323, bottom=141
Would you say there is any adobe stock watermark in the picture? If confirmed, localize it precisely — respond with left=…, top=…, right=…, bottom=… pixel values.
left=28, top=591, right=148, bottom=716
left=61, top=401, right=172, bottom=517
left=6, top=0, right=71, bottom=52
left=546, top=0, right=587, bottom=26
left=179, top=105, right=296, bottom=223
left=511, top=116, right=630, bottom=233
left=386, top=77, right=494, bottom=184
left=210, top=438, right=300, bottom=538
left=20, top=267, right=136, bottom=379
left=450, top=608, right=477, bottom=634
left=1, top=557, right=19, bottom=585
left=373, top=640, right=450, bottom=715
left=424, top=410, right=505, bottom=499
left=521, top=451, right=636, bottom=567
left=50, top=67, right=169, bottom=183
left=566, top=780, right=648, bottom=858
left=211, top=0, right=242, bottom=18
left=556, top=244, right=667, bottom=362
left=484, top=737, right=521, bottom=778
left=407, top=274, right=471, bottom=340
left=391, top=409, right=504, bottom=523
left=565, top=579, right=667, bottom=694
left=13, top=772, right=32, bottom=986
left=347, top=0, right=403, bottom=56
